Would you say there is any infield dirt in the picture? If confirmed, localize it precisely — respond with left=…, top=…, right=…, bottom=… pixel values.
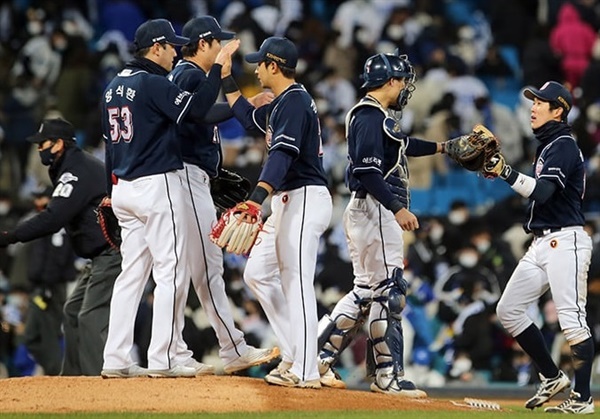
left=0, top=375, right=507, bottom=413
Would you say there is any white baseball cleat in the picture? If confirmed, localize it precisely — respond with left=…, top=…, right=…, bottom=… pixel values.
left=147, top=365, right=197, bottom=378
left=544, top=391, right=595, bottom=414
left=264, top=369, right=321, bottom=389
left=267, top=360, right=292, bottom=378
left=370, top=376, right=428, bottom=398
left=183, top=359, right=216, bottom=376
left=320, top=367, right=346, bottom=389
left=101, top=365, right=148, bottom=378
left=223, top=346, right=280, bottom=374
left=525, top=370, right=571, bottom=409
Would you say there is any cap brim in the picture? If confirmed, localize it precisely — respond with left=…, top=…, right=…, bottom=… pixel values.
left=523, top=87, right=551, bottom=102
left=216, top=31, right=235, bottom=40
left=245, top=51, right=263, bottom=63
left=26, top=133, right=45, bottom=144
left=168, top=35, right=190, bottom=46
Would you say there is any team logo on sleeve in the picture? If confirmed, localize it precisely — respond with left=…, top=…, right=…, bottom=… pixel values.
left=265, top=126, right=273, bottom=148
left=535, top=158, right=544, bottom=177
left=174, top=91, right=191, bottom=106
left=58, top=172, right=79, bottom=183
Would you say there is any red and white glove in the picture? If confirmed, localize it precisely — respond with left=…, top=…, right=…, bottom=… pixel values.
left=210, top=201, right=263, bottom=255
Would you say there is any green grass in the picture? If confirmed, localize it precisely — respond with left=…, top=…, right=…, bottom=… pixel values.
left=0, top=405, right=558, bottom=419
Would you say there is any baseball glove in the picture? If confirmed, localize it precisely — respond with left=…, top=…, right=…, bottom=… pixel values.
left=209, top=201, right=262, bottom=255
left=210, top=168, right=252, bottom=213
left=95, top=197, right=121, bottom=251
left=444, top=124, right=500, bottom=171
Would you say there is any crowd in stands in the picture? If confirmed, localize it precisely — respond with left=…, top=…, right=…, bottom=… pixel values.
left=1, top=0, right=600, bottom=389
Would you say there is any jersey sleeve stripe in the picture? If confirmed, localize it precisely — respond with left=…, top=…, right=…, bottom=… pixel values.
left=176, top=95, right=193, bottom=125
left=538, top=173, right=566, bottom=189
left=270, top=142, right=299, bottom=154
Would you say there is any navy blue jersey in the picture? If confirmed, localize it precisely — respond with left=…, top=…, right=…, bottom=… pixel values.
left=525, top=134, right=586, bottom=231
left=347, top=104, right=405, bottom=191
left=101, top=59, right=222, bottom=191
left=232, top=84, right=327, bottom=190
left=345, top=97, right=437, bottom=209
left=168, top=59, right=223, bottom=177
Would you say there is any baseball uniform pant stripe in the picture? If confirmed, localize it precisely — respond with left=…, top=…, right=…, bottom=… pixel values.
left=163, top=173, right=179, bottom=368
left=104, top=172, right=190, bottom=370
left=298, top=187, right=308, bottom=381
left=184, top=167, right=243, bottom=356
left=376, top=204, right=392, bottom=279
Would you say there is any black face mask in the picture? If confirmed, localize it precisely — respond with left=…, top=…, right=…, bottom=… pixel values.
left=39, top=147, right=57, bottom=166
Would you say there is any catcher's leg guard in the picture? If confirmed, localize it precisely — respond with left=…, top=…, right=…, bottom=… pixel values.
left=367, top=269, right=425, bottom=397
left=317, top=289, right=370, bottom=374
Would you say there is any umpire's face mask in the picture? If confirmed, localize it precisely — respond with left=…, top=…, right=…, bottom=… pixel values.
left=38, top=141, right=58, bottom=166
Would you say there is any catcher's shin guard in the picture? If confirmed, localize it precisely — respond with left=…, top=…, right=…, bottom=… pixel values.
left=367, top=268, right=408, bottom=382
left=317, top=293, right=369, bottom=373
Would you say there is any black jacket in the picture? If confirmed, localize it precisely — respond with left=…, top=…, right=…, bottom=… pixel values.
left=27, top=228, right=76, bottom=286
left=14, top=147, right=109, bottom=258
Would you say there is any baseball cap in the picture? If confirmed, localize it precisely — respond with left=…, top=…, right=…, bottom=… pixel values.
left=133, top=19, right=189, bottom=50
left=245, top=37, right=298, bottom=69
left=183, top=16, right=235, bottom=43
left=523, top=81, right=573, bottom=115
left=27, top=118, right=76, bottom=144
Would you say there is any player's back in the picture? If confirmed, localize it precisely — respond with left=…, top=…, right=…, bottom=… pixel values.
left=102, top=68, right=192, bottom=180
left=269, top=85, right=328, bottom=191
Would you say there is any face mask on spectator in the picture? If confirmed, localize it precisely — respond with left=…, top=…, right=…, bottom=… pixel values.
left=27, top=21, right=43, bottom=35
left=0, top=201, right=10, bottom=216
left=448, top=209, right=468, bottom=225
left=386, top=24, right=404, bottom=41
left=429, top=225, right=444, bottom=242
left=458, top=252, right=478, bottom=268
left=474, top=240, right=491, bottom=253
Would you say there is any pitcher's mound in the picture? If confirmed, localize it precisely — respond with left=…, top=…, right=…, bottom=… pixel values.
left=0, top=376, right=472, bottom=413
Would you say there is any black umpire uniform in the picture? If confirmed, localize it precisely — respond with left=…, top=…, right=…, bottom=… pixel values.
left=0, top=118, right=122, bottom=376
left=22, top=186, right=77, bottom=375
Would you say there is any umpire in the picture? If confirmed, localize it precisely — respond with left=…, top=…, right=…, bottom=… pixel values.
left=0, top=118, right=122, bottom=376
left=23, top=186, right=76, bottom=375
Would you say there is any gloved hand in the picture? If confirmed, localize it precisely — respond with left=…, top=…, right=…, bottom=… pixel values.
left=0, top=231, right=17, bottom=247
left=482, top=153, right=512, bottom=180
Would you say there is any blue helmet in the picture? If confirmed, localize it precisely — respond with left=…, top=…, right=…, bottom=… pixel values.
left=361, top=53, right=415, bottom=89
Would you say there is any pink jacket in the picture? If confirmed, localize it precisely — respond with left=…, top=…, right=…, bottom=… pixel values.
left=550, top=3, right=597, bottom=87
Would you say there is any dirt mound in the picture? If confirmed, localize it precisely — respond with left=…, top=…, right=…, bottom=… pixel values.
left=0, top=376, right=472, bottom=413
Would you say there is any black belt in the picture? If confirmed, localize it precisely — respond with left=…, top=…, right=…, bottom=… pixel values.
left=531, top=227, right=565, bottom=237
left=355, top=190, right=367, bottom=199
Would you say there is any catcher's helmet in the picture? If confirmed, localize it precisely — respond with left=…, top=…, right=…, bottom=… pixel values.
left=361, top=53, right=414, bottom=89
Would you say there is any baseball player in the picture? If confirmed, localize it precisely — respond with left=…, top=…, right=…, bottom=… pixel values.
left=0, top=118, right=121, bottom=376
left=316, top=52, right=451, bottom=396
left=223, top=37, right=333, bottom=388
left=484, top=81, right=594, bottom=414
left=100, top=19, right=238, bottom=378
left=167, top=16, right=278, bottom=374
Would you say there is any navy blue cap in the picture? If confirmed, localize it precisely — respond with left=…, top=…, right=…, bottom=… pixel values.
left=523, top=81, right=572, bottom=115
left=245, top=37, right=298, bottom=69
left=134, top=19, right=189, bottom=50
left=27, top=118, right=76, bottom=143
left=183, top=16, right=235, bottom=43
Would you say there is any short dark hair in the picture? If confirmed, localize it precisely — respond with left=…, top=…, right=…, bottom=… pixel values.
left=548, top=101, right=568, bottom=121
left=133, top=42, right=168, bottom=58
left=263, top=60, right=295, bottom=79
left=181, top=37, right=215, bottom=58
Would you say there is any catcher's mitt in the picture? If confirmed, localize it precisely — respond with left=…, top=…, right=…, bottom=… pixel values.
left=95, top=197, right=121, bottom=251
left=210, top=169, right=252, bottom=213
left=444, top=124, right=500, bottom=171
left=209, top=201, right=262, bottom=255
